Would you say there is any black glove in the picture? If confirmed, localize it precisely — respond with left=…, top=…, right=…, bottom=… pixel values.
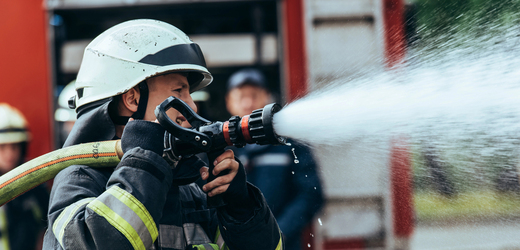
left=121, top=120, right=165, bottom=156
left=221, top=159, right=248, bottom=204
left=221, top=159, right=256, bottom=221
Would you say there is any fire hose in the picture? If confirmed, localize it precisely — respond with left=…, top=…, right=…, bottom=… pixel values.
left=0, top=97, right=286, bottom=207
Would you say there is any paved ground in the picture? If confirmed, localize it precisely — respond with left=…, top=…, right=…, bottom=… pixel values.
left=411, top=218, right=520, bottom=250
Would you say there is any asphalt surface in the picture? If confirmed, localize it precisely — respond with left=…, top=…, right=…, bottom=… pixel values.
left=411, top=218, right=520, bottom=250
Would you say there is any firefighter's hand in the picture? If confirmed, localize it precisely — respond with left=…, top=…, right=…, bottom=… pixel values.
left=120, top=119, right=165, bottom=156
left=200, top=149, right=241, bottom=197
left=202, top=150, right=254, bottom=220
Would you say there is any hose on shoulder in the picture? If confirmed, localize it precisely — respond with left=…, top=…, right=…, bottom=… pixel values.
left=0, top=140, right=123, bottom=206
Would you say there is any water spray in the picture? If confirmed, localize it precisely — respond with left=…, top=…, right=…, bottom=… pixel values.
left=0, top=97, right=286, bottom=208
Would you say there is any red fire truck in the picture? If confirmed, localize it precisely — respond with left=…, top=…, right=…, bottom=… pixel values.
left=0, top=0, right=413, bottom=249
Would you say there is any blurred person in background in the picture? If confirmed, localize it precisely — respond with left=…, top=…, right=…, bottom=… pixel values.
left=0, top=103, right=49, bottom=250
left=54, top=80, right=77, bottom=147
left=226, top=68, right=324, bottom=250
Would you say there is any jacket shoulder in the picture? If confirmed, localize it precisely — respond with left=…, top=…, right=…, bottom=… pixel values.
left=54, top=164, right=113, bottom=184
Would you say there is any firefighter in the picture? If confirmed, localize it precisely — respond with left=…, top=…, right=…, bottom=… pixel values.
left=54, top=80, right=77, bottom=147
left=43, top=19, right=283, bottom=250
left=226, top=69, right=324, bottom=250
left=0, top=103, right=49, bottom=250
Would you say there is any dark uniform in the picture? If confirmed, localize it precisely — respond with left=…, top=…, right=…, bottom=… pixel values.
left=43, top=101, right=283, bottom=250
left=1, top=184, right=48, bottom=250
left=233, top=143, right=323, bottom=250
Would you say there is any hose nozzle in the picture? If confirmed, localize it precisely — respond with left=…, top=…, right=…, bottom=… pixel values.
left=224, top=103, right=286, bottom=147
left=155, top=97, right=286, bottom=162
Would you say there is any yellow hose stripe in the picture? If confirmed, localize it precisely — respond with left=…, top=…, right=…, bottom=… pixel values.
left=106, top=186, right=158, bottom=241
left=53, top=198, right=95, bottom=248
left=87, top=199, right=146, bottom=250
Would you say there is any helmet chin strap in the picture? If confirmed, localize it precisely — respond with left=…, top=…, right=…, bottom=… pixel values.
left=131, top=82, right=149, bottom=120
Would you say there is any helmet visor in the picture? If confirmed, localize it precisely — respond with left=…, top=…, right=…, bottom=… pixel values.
left=139, top=43, right=206, bottom=68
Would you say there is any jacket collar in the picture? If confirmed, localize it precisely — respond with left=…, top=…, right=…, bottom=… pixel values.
left=64, top=98, right=116, bottom=147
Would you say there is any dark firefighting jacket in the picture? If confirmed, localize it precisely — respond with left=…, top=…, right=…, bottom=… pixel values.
left=42, top=99, right=283, bottom=250
left=1, top=184, right=48, bottom=250
left=232, top=143, right=323, bottom=250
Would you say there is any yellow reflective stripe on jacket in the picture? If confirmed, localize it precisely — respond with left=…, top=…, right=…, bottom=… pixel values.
left=88, top=200, right=147, bottom=250
left=105, top=186, right=158, bottom=240
left=192, top=243, right=219, bottom=250
left=276, top=233, right=282, bottom=250
left=52, top=197, right=95, bottom=248
left=276, top=229, right=283, bottom=250
left=0, top=206, right=10, bottom=250
left=86, top=186, right=158, bottom=250
left=213, top=227, right=227, bottom=250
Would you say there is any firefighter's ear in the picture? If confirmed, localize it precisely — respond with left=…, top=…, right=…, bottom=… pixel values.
left=121, top=87, right=140, bottom=113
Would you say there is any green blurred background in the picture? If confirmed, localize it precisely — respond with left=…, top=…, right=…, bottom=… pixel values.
left=407, top=0, right=520, bottom=222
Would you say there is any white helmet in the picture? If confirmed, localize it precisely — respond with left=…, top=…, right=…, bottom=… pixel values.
left=73, top=19, right=213, bottom=111
left=0, top=103, right=30, bottom=144
left=55, top=80, right=77, bottom=122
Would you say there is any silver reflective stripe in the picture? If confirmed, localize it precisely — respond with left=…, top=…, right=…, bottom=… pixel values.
left=184, top=223, right=211, bottom=245
left=158, top=224, right=185, bottom=249
left=52, top=197, right=95, bottom=248
left=158, top=223, right=212, bottom=249
left=216, top=234, right=225, bottom=250
left=200, top=243, right=218, bottom=250
left=0, top=206, right=10, bottom=250
left=214, top=227, right=226, bottom=250
left=87, top=186, right=157, bottom=250
left=252, top=153, right=291, bottom=166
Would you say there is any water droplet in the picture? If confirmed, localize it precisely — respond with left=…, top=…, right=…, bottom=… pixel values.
left=305, top=175, right=308, bottom=177
left=285, top=142, right=292, bottom=146
left=307, top=243, right=311, bottom=248
left=292, top=171, right=295, bottom=174
left=314, top=187, right=317, bottom=190
left=291, top=148, right=299, bottom=164
left=310, top=233, right=314, bottom=237
left=318, top=218, right=322, bottom=226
